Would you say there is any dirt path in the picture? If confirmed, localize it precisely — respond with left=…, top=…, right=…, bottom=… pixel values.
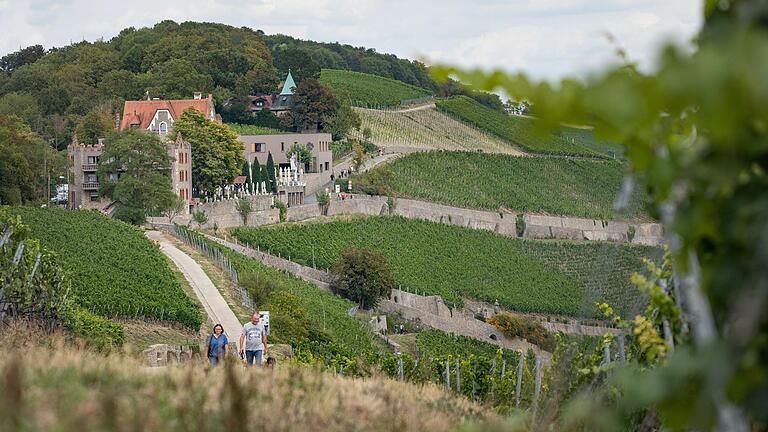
left=146, top=230, right=243, bottom=337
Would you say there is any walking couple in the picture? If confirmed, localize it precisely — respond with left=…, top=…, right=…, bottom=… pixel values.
left=206, top=312, right=267, bottom=366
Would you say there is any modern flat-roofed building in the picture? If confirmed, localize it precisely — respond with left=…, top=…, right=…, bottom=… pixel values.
left=238, top=132, right=333, bottom=174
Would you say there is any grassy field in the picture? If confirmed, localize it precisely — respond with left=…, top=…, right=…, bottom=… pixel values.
left=436, top=96, right=616, bottom=157
left=0, top=331, right=492, bottom=432
left=352, top=106, right=522, bottom=154
left=10, top=208, right=202, bottom=330
left=354, top=151, right=649, bottom=220
left=231, top=216, right=658, bottom=318
left=320, top=69, right=432, bottom=107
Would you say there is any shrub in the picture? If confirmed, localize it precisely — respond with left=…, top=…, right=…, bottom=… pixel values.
left=331, top=248, right=395, bottom=309
left=234, top=198, right=252, bottom=226
left=516, top=214, right=526, bottom=237
left=386, top=195, right=397, bottom=215
left=274, top=200, right=287, bottom=222
left=316, top=190, right=330, bottom=216
left=487, top=312, right=555, bottom=351
left=627, top=225, right=636, bottom=242
left=238, top=271, right=276, bottom=308
left=192, top=209, right=208, bottom=228
left=264, top=291, right=310, bottom=344
left=65, top=305, right=125, bottom=350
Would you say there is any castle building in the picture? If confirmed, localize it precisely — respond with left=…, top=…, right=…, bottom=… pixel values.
left=67, top=133, right=192, bottom=212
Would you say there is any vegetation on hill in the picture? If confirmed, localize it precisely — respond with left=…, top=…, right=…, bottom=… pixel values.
left=436, top=96, right=613, bottom=157
left=231, top=216, right=658, bottom=318
left=227, top=123, right=283, bottom=135
left=351, top=151, right=649, bottom=219
left=351, top=106, right=521, bottom=154
left=9, top=207, right=201, bottom=330
left=319, top=69, right=432, bottom=107
left=177, top=226, right=383, bottom=367
left=416, top=329, right=521, bottom=364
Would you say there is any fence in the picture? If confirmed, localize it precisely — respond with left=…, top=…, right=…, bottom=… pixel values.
left=172, top=225, right=253, bottom=311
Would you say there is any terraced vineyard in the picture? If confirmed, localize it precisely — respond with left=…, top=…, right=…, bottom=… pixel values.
left=416, top=329, right=521, bottom=364
left=351, top=106, right=522, bottom=154
left=9, top=208, right=202, bottom=329
left=320, top=69, right=432, bottom=107
left=178, top=227, right=383, bottom=361
left=436, top=96, right=612, bottom=157
left=354, top=151, right=649, bottom=220
left=558, top=126, right=624, bottom=159
left=231, top=216, right=658, bottom=318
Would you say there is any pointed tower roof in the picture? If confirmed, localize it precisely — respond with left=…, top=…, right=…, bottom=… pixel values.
left=280, top=70, right=296, bottom=95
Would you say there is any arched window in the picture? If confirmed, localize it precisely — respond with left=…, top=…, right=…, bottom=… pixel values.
left=159, top=121, right=168, bottom=135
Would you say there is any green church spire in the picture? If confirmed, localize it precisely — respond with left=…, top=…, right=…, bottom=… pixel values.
left=280, top=70, right=296, bottom=95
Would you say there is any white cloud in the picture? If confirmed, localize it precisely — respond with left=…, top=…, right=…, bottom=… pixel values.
left=0, top=0, right=702, bottom=80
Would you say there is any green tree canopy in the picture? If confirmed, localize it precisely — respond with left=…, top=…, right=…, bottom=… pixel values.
left=285, top=143, right=312, bottom=170
left=331, top=248, right=394, bottom=309
left=75, top=109, right=114, bottom=144
left=97, top=129, right=175, bottom=224
left=280, top=78, right=338, bottom=132
left=145, top=58, right=213, bottom=99
left=171, top=107, right=244, bottom=194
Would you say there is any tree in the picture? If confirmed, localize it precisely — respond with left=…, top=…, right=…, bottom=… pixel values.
left=241, top=159, right=251, bottom=184
left=316, top=190, right=330, bottom=216
left=331, top=248, right=394, bottom=309
left=350, top=140, right=368, bottom=173
left=0, top=115, right=63, bottom=205
left=321, top=101, right=361, bottom=141
left=265, top=152, right=276, bottom=193
left=272, top=47, right=320, bottom=82
left=191, top=209, right=208, bottom=228
left=285, top=143, right=312, bottom=171
left=0, top=92, right=42, bottom=129
left=75, top=109, right=114, bottom=144
left=252, top=161, right=263, bottom=192
left=97, top=129, right=175, bottom=224
left=238, top=271, right=276, bottom=308
left=145, top=58, right=213, bottom=99
left=432, top=1, right=768, bottom=428
left=163, top=194, right=186, bottom=224
left=234, top=198, right=252, bottom=226
left=171, top=108, right=245, bottom=194
left=0, top=45, right=45, bottom=73
left=234, top=59, right=279, bottom=96
left=280, top=78, right=338, bottom=132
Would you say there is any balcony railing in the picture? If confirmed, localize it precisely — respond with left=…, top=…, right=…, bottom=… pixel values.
left=81, top=163, right=97, bottom=171
left=82, top=182, right=99, bottom=190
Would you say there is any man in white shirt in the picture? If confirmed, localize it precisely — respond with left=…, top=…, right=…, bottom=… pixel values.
left=239, top=312, right=267, bottom=365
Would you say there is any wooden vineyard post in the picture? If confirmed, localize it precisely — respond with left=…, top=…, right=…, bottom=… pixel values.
left=445, top=359, right=450, bottom=388
left=455, top=358, right=461, bottom=393
left=515, top=354, right=523, bottom=407
left=618, top=334, right=626, bottom=362
left=534, top=355, right=542, bottom=404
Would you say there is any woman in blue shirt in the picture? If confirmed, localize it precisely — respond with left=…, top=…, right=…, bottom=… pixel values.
left=206, top=324, right=228, bottom=366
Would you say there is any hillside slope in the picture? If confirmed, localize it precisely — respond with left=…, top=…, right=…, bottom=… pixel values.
left=320, top=69, right=432, bottom=106
left=352, top=105, right=523, bottom=154
left=9, top=207, right=201, bottom=329
left=231, top=216, right=659, bottom=318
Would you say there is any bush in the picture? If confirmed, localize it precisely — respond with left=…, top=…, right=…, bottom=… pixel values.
left=331, top=248, right=395, bottom=309
left=65, top=305, right=125, bottom=350
left=516, top=214, right=526, bottom=237
left=264, top=291, right=310, bottom=344
left=239, top=271, right=276, bottom=308
left=274, top=200, right=287, bottom=222
left=487, top=312, right=555, bottom=351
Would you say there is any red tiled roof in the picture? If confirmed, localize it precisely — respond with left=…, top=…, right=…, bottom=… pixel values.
left=119, top=95, right=213, bottom=131
left=233, top=175, right=247, bottom=185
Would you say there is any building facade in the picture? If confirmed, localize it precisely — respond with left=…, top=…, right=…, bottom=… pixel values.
left=119, top=92, right=216, bottom=134
left=67, top=134, right=192, bottom=211
left=238, top=132, right=333, bottom=174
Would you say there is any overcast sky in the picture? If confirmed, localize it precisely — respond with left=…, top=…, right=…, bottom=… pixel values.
left=0, top=0, right=702, bottom=80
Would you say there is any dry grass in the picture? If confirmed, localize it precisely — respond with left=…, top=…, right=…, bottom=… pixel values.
left=118, top=319, right=202, bottom=352
left=0, top=323, right=497, bottom=432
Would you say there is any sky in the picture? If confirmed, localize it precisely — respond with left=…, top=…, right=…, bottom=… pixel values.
left=0, top=0, right=702, bottom=80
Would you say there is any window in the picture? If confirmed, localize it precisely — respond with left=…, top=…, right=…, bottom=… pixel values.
left=109, top=173, right=118, bottom=182
left=159, top=121, right=168, bottom=135
left=281, top=142, right=284, bottom=151
left=89, top=193, right=99, bottom=202
left=86, top=174, right=97, bottom=182
left=256, top=143, right=265, bottom=152
left=87, top=156, right=99, bottom=164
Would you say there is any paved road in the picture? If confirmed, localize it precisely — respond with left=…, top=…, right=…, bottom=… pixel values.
left=146, top=230, right=243, bottom=337
left=305, top=152, right=401, bottom=202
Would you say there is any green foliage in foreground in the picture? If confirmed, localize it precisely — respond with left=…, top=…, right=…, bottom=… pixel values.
left=356, top=151, right=649, bottom=219
left=226, top=123, right=284, bottom=135
left=10, top=207, right=201, bottom=330
left=319, top=69, right=432, bottom=107
left=232, top=216, right=659, bottom=318
left=436, top=96, right=609, bottom=157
